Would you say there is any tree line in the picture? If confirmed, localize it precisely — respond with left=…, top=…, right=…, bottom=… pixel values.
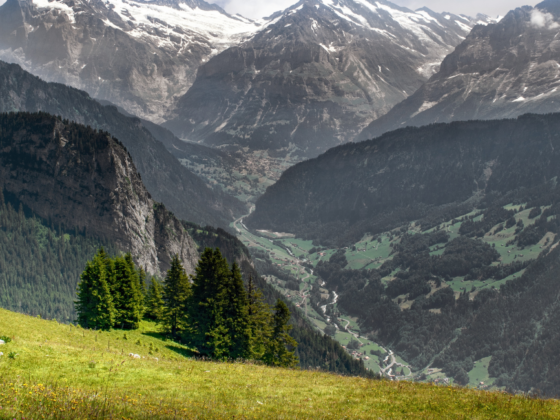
left=76, top=248, right=298, bottom=367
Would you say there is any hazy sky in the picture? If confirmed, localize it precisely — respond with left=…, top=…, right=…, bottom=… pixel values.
left=209, top=0, right=540, bottom=19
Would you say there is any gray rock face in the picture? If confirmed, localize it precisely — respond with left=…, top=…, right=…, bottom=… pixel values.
left=0, top=113, right=199, bottom=275
left=0, top=60, right=247, bottom=228
left=0, top=0, right=260, bottom=122
left=359, top=0, right=560, bottom=141
left=164, top=0, right=491, bottom=158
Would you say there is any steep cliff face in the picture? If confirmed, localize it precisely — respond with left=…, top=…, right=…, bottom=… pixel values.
left=0, top=0, right=260, bottom=122
left=360, top=0, right=560, bottom=140
left=164, top=0, right=493, bottom=158
left=0, top=112, right=199, bottom=274
left=0, top=60, right=247, bottom=228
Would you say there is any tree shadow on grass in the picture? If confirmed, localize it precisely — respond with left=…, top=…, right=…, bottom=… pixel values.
left=142, top=331, right=197, bottom=358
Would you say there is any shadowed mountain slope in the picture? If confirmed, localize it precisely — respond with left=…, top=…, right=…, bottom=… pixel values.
left=0, top=60, right=247, bottom=228
left=248, top=113, right=560, bottom=246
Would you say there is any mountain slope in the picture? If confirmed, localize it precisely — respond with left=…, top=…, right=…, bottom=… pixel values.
left=0, top=60, right=246, bottom=228
left=164, top=0, right=492, bottom=158
left=360, top=0, right=560, bottom=140
left=0, top=112, right=199, bottom=275
left=0, top=0, right=260, bottom=121
left=247, top=113, right=560, bottom=246
left=2, top=309, right=557, bottom=419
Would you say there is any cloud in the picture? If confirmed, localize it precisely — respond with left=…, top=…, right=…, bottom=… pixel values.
left=531, top=9, right=560, bottom=29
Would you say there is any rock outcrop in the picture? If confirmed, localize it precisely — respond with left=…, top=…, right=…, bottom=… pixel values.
left=0, top=112, right=199, bottom=274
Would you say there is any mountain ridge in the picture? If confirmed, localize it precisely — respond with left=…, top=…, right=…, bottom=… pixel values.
left=0, top=112, right=199, bottom=275
left=0, top=0, right=260, bottom=121
left=359, top=0, right=560, bottom=140
left=164, top=0, right=492, bottom=158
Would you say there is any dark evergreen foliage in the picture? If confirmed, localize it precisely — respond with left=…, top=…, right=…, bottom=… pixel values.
left=144, top=278, right=165, bottom=322
left=162, top=255, right=191, bottom=338
left=0, top=194, right=117, bottom=321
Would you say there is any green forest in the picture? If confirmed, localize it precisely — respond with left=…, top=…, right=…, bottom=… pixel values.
left=76, top=248, right=298, bottom=367
left=0, top=192, right=117, bottom=322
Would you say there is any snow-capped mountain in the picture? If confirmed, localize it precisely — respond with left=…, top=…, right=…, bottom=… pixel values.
left=164, top=0, right=494, bottom=157
left=0, top=0, right=260, bottom=121
left=359, top=0, right=560, bottom=141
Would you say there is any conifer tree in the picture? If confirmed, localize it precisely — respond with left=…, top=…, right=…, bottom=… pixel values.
left=186, top=248, right=232, bottom=358
left=220, top=263, right=251, bottom=359
left=145, top=278, right=165, bottom=322
left=263, top=299, right=299, bottom=368
left=110, top=254, right=144, bottom=329
left=162, top=255, right=191, bottom=338
left=75, top=248, right=116, bottom=330
left=247, top=275, right=273, bottom=360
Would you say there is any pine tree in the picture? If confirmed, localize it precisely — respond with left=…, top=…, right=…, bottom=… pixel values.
left=185, top=248, right=232, bottom=358
left=75, top=248, right=116, bottom=330
left=145, top=278, right=165, bottom=322
left=263, top=300, right=299, bottom=368
left=110, top=254, right=144, bottom=329
left=220, top=263, right=251, bottom=359
left=162, top=255, right=191, bottom=338
left=247, top=275, right=273, bottom=360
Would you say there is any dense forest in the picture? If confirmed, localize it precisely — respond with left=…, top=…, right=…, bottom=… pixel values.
left=248, top=113, right=560, bottom=247
left=0, top=192, right=118, bottom=321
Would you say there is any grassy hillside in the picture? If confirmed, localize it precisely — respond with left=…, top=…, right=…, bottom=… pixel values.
left=0, top=309, right=558, bottom=419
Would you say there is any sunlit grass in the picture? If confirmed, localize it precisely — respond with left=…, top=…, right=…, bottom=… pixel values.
left=0, top=308, right=559, bottom=419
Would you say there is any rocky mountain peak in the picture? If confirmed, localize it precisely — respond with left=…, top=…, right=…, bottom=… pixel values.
left=359, top=1, right=560, bottom=141
left=164, top=0, right=486, bottom=158
left=0, top=0, right=261, bottom=121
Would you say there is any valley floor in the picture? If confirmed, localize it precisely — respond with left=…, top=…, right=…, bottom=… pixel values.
left=0, top=309, right=558, bottom=419
left=233, top=203, right=552, bottom=388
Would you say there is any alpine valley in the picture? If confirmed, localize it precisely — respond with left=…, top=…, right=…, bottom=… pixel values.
left=3, top=0, right=560, bottom=415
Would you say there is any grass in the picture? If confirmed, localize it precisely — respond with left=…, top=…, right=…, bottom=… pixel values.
left=1, top=310, right=560, bottom=419
left=468, top=357, right=494, bottom=388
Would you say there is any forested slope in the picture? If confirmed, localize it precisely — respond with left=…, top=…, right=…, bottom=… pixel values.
left=248, top=113, right=560, bottom=246
left=246, top=111, right=560, bottom=394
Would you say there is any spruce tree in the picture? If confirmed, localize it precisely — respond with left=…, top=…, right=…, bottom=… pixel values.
left=110, top=254, right=144, bottom=329
left=186, top=248, right=231, bottom=357
left=186, top=249, right=251, bottom=360
left=220, top=263, right=251, bottom=359
left=162, top=255, right=191, bottom=338
left=263, top=300, right=299, bottom=368
left=75, top=248, right=116, bottom=330
left=247, top=275, right=272, bottom=360
left=145, top=278, right=165, bottom=322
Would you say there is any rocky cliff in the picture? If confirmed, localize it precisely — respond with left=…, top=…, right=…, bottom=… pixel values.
left=164, top=0, right=493, bottom=158
left=0, top=0, right=260, bottom=122
left=0, top=112, right=199, bottom=274
left=360, top=0, right=560, bottom=140
left=0, top=60, right=247, bottom=228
